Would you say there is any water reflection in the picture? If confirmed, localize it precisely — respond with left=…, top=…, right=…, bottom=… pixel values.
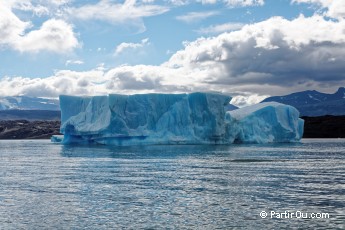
left=59, top=142, right=305, bottom=159
left=59, top=144, right=238, bottom=158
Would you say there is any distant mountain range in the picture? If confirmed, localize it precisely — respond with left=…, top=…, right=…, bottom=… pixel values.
left=0, top=110, right=61, bottom=121
left=0, top=96, right=60, bottom=120
left=262, top=87, right=345, bottom=116
left=0, top=96, right=59, bottom=111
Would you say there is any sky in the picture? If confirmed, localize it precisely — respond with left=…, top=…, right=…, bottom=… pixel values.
left=1, top=0, right=345, bottom=106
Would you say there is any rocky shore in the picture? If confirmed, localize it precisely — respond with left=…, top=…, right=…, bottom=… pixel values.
left=302, top=116, right=345, bottom=138
left=0, top=120, right=60, bottom=139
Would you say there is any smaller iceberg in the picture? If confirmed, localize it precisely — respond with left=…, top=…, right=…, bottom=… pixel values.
left=227, top=102, right=304, bottom=143
left=53, top=93, right=304, bottom=145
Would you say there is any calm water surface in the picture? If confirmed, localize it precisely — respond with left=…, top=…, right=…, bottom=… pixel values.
left=0, top=139, right=345, bottom=229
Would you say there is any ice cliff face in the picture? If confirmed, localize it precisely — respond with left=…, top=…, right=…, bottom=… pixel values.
left=58, top=93, right=232, bottom=145
left=54, top=93, right=304, bottom=145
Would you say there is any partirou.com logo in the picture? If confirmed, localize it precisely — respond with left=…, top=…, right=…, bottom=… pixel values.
left=260, top=210, right=330, bottom=219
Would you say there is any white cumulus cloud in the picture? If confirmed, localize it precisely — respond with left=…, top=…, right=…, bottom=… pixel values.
left=15, top=19, right=79, bottom=53
left=0, top=1, right=79, bottom=53
left=165, top=14, right=345, bottom=102
left=0, top=3, right=30, bottom=46
left=292, top=0, right=345, bottom=19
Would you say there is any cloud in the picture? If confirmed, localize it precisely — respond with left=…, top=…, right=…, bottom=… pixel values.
left=170, top=0, right=264, bottom=7
left=0, top=1, right=79, bottom=53
left=49, top=0, right=71, bottom=6
left=165, top=14, right=345, bottom=102
left=196, top=22, right=244, bottom=34
left=15, top=19, right=79, bottom=53
left=68, top=0, right=169, bottom=32
left=292, top=0, right=345, bottom=19
left=0, top=3, right=31, bottom=46
left=176, top=11, right=220, bottom=23
left=1, top=15, right=345, bottom=107
left=8, top=0, right=72, bottom=17
left=0, top=69, right=105, bottom=98
left=10, top=1, right=50, bottom=16
left=197, top=0, right=217, bottom=4
left=223, top=0, right=264, bottom=7
left=65, top=60, right=84, bottom=66
left=0, top=66, right=180, bottom=98
left=115, top=38, right=150, bottom=55
left=229, top=93, right=269, bottom=107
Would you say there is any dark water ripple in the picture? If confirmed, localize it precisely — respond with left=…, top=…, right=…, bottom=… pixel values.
left=1, top=139, right=345, bottom=229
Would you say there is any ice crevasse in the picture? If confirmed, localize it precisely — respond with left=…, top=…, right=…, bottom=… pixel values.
left=52, top=92, right=304, bottom=145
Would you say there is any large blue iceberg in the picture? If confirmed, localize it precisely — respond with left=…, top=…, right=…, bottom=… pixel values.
left=53, top=93, right=304, bottom=145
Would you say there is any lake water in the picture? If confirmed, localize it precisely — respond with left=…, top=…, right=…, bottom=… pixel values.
left=0, top=139, right=344, bottom=229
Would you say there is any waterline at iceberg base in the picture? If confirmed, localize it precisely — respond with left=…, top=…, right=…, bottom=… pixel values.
left=52, top=93, right=304, bottom=145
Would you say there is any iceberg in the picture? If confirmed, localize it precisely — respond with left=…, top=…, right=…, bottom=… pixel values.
left=53, top=93, right=304, bottom=145
left=227, top=102, right=304, bottom=143
left=57, top=93, right=232, bottom=145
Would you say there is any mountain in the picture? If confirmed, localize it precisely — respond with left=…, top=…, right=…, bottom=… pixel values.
left=0, top=110, right=61, bottom=121
left=261, top=87, right=345, bottom=116
left=0, top=96, right=59, bottom=111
